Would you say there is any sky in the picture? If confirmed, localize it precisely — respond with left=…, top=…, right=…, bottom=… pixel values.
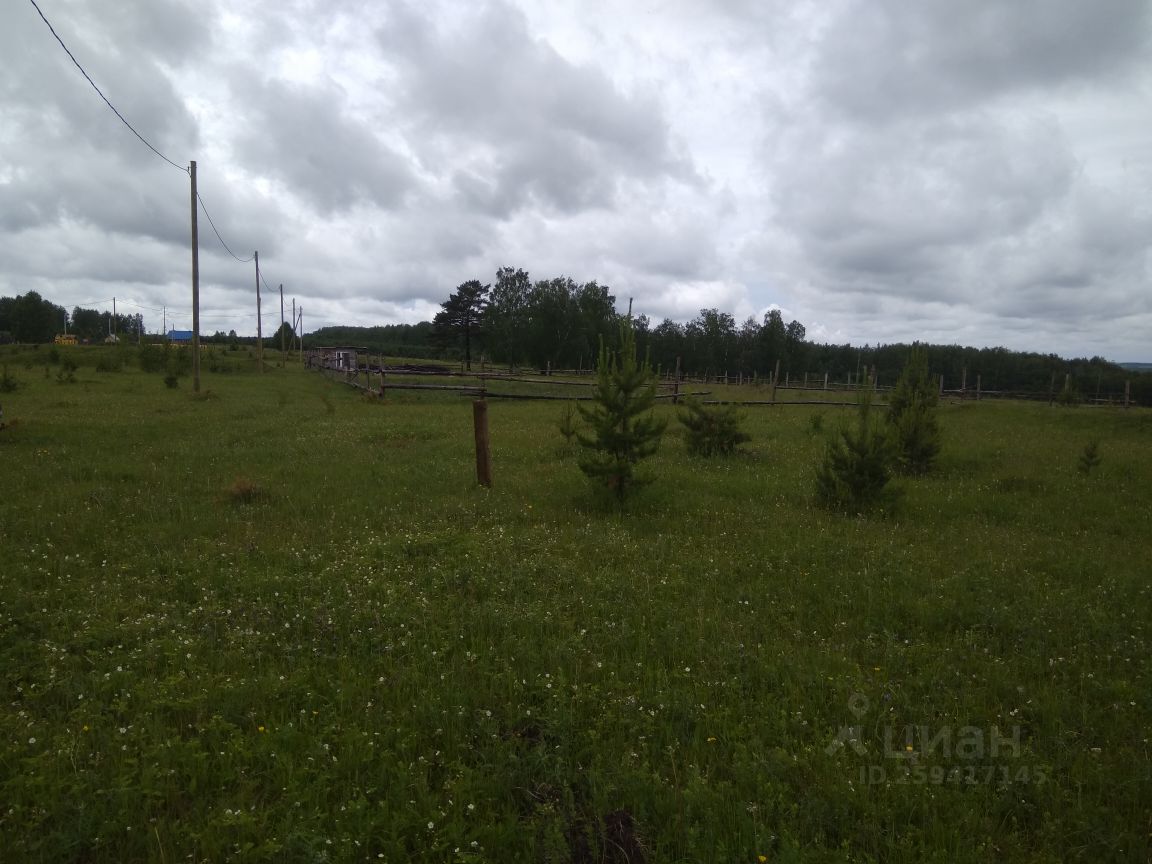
left=1, top=0, right=1150, bottom=360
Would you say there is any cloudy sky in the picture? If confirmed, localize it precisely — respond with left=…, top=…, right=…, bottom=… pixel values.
left=2, top=0, right=1150, bottom=360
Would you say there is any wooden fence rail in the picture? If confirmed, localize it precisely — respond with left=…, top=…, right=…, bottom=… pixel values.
left=310, top=352, right=1138, bottom=409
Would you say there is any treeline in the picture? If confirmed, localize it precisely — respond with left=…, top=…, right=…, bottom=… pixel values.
left=306, top=323, right=437, bottom=360
left=423, top=267, right=1152, bottom=402
left=5, top=285, right=1149, bottom=401
left=0, top=291, right=141, bottom=343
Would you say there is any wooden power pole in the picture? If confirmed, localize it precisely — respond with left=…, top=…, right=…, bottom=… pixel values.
left=254, top=251, right=264, bottom=372
left=190, top=160, right=201, bottom=393
left=279, top=284, right=285, bottom=364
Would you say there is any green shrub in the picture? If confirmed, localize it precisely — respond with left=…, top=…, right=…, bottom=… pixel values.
left=679, top=399, right=750, bottom=456
left=815, top=390, right=899, bottom=514
left=577, top=320, right=666, bottom=502
left=95, top=353, right=124, bottom=373
left=0, top=366, right=18, bottom=393
left=141, top=343, right=168, bottom=372
left=55, top=358, right=77, bottom=385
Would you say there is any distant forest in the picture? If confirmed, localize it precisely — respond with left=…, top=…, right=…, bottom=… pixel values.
left=3, top=284, right=1149, bottom=401
left=312, top=268, right=1150, bottom=402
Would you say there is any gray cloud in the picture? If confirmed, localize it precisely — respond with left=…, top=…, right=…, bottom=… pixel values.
left=776, top=114, right=1077, bottom=293
left=1, top=0, right=1149, bottom=359
left=814, top=0, right=1152, bottom=121
left=377, top=0, right=698, bottom=217
left=228, top=73, right=414, bottom=215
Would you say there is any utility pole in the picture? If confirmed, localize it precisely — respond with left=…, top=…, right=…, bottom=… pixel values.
left=291, top=298, right=296, bottom=358
left=190, top=161, right=201, bottom=392
left=299, top=307, right=304, bottom=366
left=279, top=283, right=285, bottom=364
left=162, top=305, right=167, bottom=335
left=112, top=296, right=116, bottom=338
left=254, top=251, right=264, bottom=373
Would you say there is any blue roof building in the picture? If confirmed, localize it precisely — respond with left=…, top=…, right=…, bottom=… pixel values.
left=167, top=330, right=194, bottom=342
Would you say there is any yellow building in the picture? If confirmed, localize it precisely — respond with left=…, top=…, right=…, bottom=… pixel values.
left=54, top=334, right=78, bottom=346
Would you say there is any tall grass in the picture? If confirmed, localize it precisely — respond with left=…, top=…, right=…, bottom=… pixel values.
left=0, top=344, right=1149, bottom=862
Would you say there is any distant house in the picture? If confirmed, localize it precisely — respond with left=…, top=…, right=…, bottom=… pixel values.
left=54, top=334, right=77, bottom=346
left=167, top=330, right=194, bottom=343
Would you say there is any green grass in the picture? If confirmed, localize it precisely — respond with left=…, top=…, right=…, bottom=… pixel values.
left=1, top=344, right=1150, bottom=863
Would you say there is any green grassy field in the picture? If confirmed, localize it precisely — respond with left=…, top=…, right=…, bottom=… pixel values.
left=1, top=345, right=1150, bottom=863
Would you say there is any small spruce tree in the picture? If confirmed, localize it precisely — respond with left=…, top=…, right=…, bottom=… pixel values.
left=557, top=400, right=578, bottom=445
left=815, top=388, right=899, bottom=514
left=577, top=319, right=666, bottom=501
left=887, top=344, right=941, bottom=475
left=679, top=399, right=751, bottom=456
left=1077, top=439, right=1101, bottom=475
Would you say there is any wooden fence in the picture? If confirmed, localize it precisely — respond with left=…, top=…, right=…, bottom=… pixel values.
left=306, top=350, right=1137, bottom=409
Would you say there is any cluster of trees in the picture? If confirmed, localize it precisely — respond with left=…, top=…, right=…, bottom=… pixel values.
left=431, top=267, right=811, bottom=375
left=0, top=292, right=140, bottom=343
left=428, top=268, right=1149, bottom=401
left=433, top=269, right=621, bottom=371
left=0, top=292, right=67, bottom=343
left=577, top=327, right=945, bottom=512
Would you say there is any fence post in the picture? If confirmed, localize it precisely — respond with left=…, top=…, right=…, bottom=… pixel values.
left=1124, top=379, right=1130, bottom=409
left=673, top=356, right=681, bottom=405
left=823, top=371, right=829, bottom=391
left=473, top=400, right=492, bottom=487
left=976, top=375, right=981, bottom=401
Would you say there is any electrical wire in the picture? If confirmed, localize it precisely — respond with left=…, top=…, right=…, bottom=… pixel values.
left=196, top=192, right=255, bottom=263
left=27, top=0, right=188, bottom=175
left=27, top=1, right=290, bottom=325
left=118, top=299, right=165, bottom=313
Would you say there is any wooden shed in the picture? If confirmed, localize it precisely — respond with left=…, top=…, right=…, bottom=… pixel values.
left=308, top=346, right=361, bottom=371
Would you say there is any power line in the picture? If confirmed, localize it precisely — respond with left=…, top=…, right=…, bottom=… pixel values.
left=112, top=299, right=162, bottom=312
left=27, top=0, right=187, bottom=175
left=196, top=192, right=255, bottom=263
